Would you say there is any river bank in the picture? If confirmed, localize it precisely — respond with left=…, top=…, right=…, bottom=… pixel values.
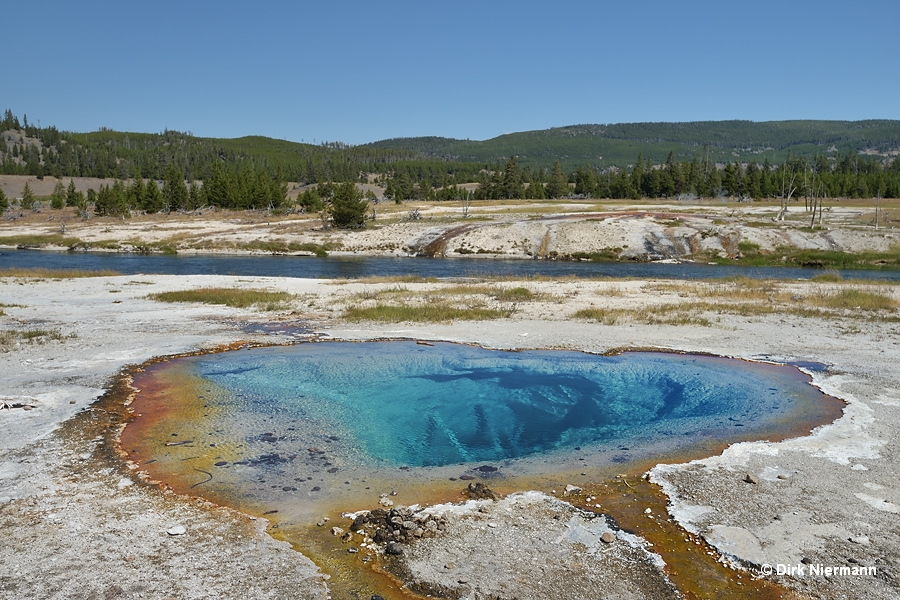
left=1, top=198, right=898, bottom=269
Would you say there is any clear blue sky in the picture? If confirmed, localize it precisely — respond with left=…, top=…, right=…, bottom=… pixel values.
left=5, top=0, right=898, bottom=145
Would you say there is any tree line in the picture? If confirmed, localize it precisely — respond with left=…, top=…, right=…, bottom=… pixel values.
left=0, top=109, right=482, bottom=187
left=459, top=152, right=900, bottom=201
left=4, top=109, right=900, bottom=227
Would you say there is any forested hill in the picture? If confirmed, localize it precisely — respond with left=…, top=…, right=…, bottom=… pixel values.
left=364, top=120, right=900, bottom=171
left=2, top=109, right=899, bottom=188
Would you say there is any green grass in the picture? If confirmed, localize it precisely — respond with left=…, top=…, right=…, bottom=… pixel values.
left=707, top=245, right=900, bottom=270
left=0, top=234, right=84, bottom=247
left=436, top=284, right=540, bottom=302
left=566, top=248, right=623, bottom=262
left=228, top=239, right=336, bottom=257
left=0, top=268, right=120, bottom=279
left=147, top=288, right=293, bottom=310
left=344, top=303, right=509, bottom=323
left=329, top=275, right=439, bottom=284
left=815, top=288, right=898, bottom=311
left=572, top=305, right=711, bottom=326
left=810, top=270, right=844, bottom=282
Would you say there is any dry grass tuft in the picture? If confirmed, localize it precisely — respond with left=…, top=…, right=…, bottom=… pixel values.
left=147, top=288, right=293, bottom=311
left=0, top=268, right=120, bottom=279
left=0, top=328, right=73, bottom=352
left=344, top=303, right=509, bottom=323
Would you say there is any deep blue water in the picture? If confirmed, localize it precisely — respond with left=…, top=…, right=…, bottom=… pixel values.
left=184, top=341, right=823, bottom=468
left=4, top=248, right=900, bottom=281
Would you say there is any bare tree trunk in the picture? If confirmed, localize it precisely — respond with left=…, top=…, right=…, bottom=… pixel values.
left=818, top=189, right=825, bottom=225
left=779, top=169, right=796, bottom=221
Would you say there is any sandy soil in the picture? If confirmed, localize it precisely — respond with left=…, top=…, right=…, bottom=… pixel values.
left=1, top=268, right=899, bottom=599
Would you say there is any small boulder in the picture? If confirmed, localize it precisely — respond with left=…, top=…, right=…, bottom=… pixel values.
left=385, top=541, right=403, bottom=555
left=463, top=482, right=498, bottom=500
left=601, top=531, right=616, bottom=544
left=330, top=526, right=344, bottom=536
left=166, top=525, right=186, bottom=536
left=744, top=473, right=759, bottom=484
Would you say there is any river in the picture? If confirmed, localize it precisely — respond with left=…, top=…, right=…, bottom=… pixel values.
left=3, top=249, right=900, bottom=281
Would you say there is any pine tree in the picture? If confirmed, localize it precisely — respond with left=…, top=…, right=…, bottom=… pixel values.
left=50, top=180, right=65, bottom=209
left=298, top=188, right=323, bottom=212
left=501, top=156, right=524, bottom=199
left=129, top=177, right=145, bottom=209
left=163, top=163, right=188, bottom=211
left=142, top=180, right=164, bottom=213
left=329, top=182, right=367, bottom=228
left=0, top=186, right=8, bottom=212
left=65, top=179, right=83, bottom=207
left=546, top=161, right=569, bottom=199
left=21, top=181, right=35, bottom=209
left=188, top=182, right=202, bottom=210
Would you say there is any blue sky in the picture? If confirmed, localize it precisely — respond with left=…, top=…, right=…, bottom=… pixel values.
left=5, top=1, right=898, bottom=144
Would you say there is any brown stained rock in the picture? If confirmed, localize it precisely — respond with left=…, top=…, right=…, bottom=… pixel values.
left=462, top=482, right=499, bottom=500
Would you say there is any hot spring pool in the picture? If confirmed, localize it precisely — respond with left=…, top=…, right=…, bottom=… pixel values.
left=120, top=341, right=840, bottom=520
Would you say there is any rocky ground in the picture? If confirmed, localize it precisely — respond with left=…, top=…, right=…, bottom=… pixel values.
left=1, top=195, right=896, bottom=263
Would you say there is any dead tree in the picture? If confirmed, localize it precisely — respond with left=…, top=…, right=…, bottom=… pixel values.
left=778, top=165, right=797, bottom=221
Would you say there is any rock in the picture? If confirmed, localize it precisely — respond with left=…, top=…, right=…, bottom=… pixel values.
left=850, top=535, right=871, bottom=545
left=385, top=541, right=403, bottom=555
left=341, top=531, right=354, bottom=543
left=444, top=562, right=455, bottom=570
left=744, top=473, right=759, bottom=484
left=166, top=525, right=186, bottom=536
left=103, top=585, right=125, bottom=599
left=565, top=484, right=582, bottom=494
left=379, top=497, right=394, bottom=507
left=371, top=595, right=385, bottom=600
left=644, top=508, right=652, bottom=514
left=777, top=474, right=789, bottom=480
left=373, top=529, right=391, bottom=543
left=316, top=518, right=328, bottom=527
left=601, top=531, right=616, bottom=544
left=463, top=482, right=499, bottom=500
left=331, top=526, right=344, bottom=536
left=476, top=465, right=498, bottom=472
left=801, top=557, right=814, bottom=565
left=348, top=547, right=358, bottom=554
left=458, top=578, right=469, bottom=584
left=459, top=475, right=475, bottom=481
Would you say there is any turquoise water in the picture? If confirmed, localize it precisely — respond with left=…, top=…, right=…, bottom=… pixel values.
left=186, top=341, right=820, bottom=469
